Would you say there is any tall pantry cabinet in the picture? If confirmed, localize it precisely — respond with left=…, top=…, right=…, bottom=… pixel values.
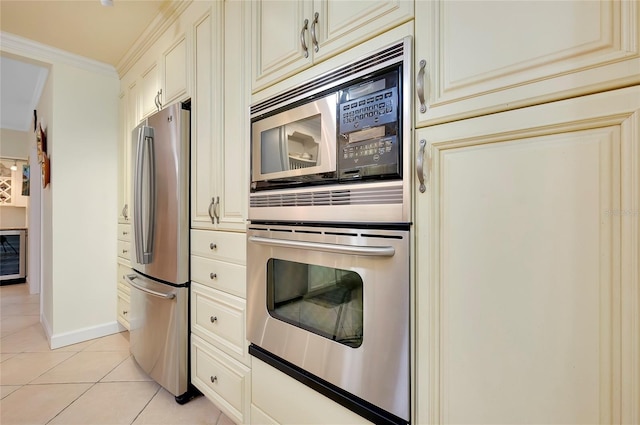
left=117, top=1, right=251, bottom=423
left=413, top=1, right=640, bottom=424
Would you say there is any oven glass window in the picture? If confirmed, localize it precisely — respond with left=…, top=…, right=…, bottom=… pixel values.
left=266, top=259, right=363, bottom=348
left=260, top=115, right=321, bottom=174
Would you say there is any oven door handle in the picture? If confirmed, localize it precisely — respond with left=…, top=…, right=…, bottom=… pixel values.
left=248, top=236, right=395, bottom=257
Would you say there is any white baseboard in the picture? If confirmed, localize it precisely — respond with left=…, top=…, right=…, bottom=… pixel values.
left=48, top=321, right=125, bottom=350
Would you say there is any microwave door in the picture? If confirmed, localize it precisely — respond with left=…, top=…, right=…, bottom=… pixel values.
left=261, top=126, right=288, bottom=174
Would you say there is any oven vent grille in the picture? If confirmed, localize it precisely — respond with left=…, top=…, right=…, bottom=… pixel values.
left=251, top=40, right=406, bottom=116
left=250, top=186, right=403, bottom=208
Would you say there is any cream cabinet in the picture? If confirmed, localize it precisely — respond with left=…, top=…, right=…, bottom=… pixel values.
left=251, top=358, right=372, bottom=424
left=191, top=0, right=248, bottom=232
left=116, top=224, right=132, bottom=330
left=0, top=159, right=28, bottom=207
left=251, top=0, right=413, bottom=92
left=190, top=229, right=250, bottom=423
left=414, top=0, right=640, bottom=127
left=140, top=60, right=161, bottom=118
left=413, top=86, right=640, bottom=425
left=117, top=89, right=131, bottom=223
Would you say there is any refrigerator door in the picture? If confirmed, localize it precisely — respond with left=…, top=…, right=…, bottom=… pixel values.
left=131, top=103, right=190, bottom=285
left=126, top=272, right=188, bottom=397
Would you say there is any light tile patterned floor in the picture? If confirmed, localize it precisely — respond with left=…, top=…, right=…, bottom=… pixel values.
left=0, top=283, right=234, bottom=425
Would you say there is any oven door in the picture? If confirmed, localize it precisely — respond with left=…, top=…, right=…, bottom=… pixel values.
left=251, top=93, right=337, bottom=185
left=247, top=224, right=410, bottom=423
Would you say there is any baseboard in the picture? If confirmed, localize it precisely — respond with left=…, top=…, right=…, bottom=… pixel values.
left=49, top=321, right=124, bottom=350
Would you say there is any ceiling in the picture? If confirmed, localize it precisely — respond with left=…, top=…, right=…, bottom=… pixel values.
left=0, top=0, right=168, bottom=132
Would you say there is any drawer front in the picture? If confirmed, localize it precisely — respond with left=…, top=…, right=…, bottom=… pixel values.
left=191, top=334, right=250, bottom=424
left=191, top=230, right=246, bottom=264
left=191, top=256, right=246, bottom=298
left=117, top=290, right=130, bottom=330
left=191, top=282, right=247, bottom=364
left=117, top=240, right=131, bottom=261
left=117, top=223, right=131, bottom=242
left=117, top=263, right=132, bottom=296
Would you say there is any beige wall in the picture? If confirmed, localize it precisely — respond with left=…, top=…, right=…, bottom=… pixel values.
left=0, top=128, right=30, bottom=159
left=0, top=206, right=26, bottom=228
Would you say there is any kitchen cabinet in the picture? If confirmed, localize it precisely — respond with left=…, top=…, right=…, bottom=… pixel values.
left=116, top=224, right=132, bottom=330
left=414, top=0, right=640, bottom=127
left=140, top=60, right=161, bottom=118
left=413, top=86, right=640, bottom=425
left=0, top=159, right=28, bottom=207
left=251, top=0, right=413, bottom=92
left=190, top=228, right=250, bottom=422
left=117, top=89, right=131, bottom=223
left=191, top=0, right=248, bottom=232
left=251, top=358, right=372, bottom=424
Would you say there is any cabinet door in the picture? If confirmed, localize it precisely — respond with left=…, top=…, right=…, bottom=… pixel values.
left=127, top=80, right=140, bottom=127
left=312, top=0, right=413, bottom=62
left=163, top=36, right=188, bottom=106
left=414, top=0, right=640, bottom=127
left=140, top=61, right=160, bottom=118
left=191, top=6, right=222, bottom=230
left=414, top=86, right=640, bottom=424
left=251, top=0, right=313, bottom=92
left=117, top=90, right=130, bottom=223
left=219, top=0, right=248, bottom=231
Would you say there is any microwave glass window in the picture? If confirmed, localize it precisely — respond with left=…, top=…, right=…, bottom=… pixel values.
left=266, top=259, right=363, bottom=348
left=260, top=115, right=321, bottom=174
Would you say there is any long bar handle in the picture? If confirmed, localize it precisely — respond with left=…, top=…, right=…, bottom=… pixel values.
left=144, top=132, right=157, bottom=262
left=126, top=274, right=176, bottom=299
left=417, top=59, right=429, bottom=114
left=417, top=139, right=428, bottom=193
left=248, top=236, right=395, bottom=257
left=300, top=18, right=309, bottom=58
left=310, top=12, right=319, bottom=53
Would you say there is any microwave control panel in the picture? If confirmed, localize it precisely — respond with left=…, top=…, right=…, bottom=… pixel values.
left=337, top=69, right=401, bottom=181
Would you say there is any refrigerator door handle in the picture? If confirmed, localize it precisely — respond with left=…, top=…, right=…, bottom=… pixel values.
left=126, top=274, right=176, bottom=300
left=134, top=125, right=157, bottom=264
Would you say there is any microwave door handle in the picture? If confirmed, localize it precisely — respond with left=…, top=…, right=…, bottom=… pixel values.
left=248, top=236, right=395, bottom=257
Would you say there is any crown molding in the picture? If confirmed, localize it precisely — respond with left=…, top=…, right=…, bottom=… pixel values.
left=0, top=32, right=117, bottom=78
left=116, top=0, right=193, bottom=77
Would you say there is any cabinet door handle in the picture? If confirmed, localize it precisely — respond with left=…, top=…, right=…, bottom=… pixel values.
left=208, top=197, right=215, bottom=223
left=210, top=316, right=217, bottom=323
left=417, top=139, right=429, bottom=193
left=210, top=375, right=217, bottom=383
left=417, top=59, right=429, bottom=114
left=210, top=243, right=217, bottom=250
left=157, top=89, right=162, bottom=110
left=121, top=204, right=129, bottom=220
left=210, top=273, right=217, bottom=280
left=213, top=196, right=220, bottom=224
left=300, top=18, right=309, bottom=58
left=310, top=12, right=319, bottom=53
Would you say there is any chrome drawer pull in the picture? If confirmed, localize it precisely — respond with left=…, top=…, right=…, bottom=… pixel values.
left=210, top=316, right=217, bottom=323
left=210, top=375, right=217, bottom=383
left=209, top=273, right=217, bottom=279
left=209, top=243, right=217, bottom=250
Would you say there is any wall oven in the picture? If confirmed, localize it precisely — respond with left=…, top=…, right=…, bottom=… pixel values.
left=247, top=223, right=410, bottom=424
left=249, top=37, right=411, bottom=224
left=247, top=37, right=412, bottom=425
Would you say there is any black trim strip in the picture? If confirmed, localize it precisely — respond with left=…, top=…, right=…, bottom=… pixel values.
left=249, top=344, right=409, bottom=425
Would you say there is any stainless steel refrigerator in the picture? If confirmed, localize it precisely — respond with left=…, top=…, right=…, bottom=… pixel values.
left=125, top=101, right=195, bottom=403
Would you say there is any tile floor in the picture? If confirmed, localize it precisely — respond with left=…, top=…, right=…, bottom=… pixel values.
left=0, top=282, right=234, bottom=425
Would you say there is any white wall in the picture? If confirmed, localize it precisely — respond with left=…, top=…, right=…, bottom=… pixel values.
left=2, top=34, right=120, bottom=348
left=0, top=128, right=29, bottom=158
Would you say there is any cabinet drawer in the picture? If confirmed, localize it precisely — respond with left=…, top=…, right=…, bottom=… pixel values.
left=191, top=230, right=246, bottom=264
left=117, top=240, right=131, bottom=260
left=191, top=282, right=248, bottom=365
left=191, top=256, right=246, bottom=298
left=117, top=223, right=131, bottom=242
left=117, top=263, right=132, bottom=296
left=117, top=290, right=130, bottom=330
left=191, top=334, right=250, bottom=424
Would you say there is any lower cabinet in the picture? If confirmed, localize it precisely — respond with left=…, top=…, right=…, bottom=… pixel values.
left=414, top=85, right=640, bottom=424
left=251, top=358, right=372, bottom=425
left=192, top=334, right=251, bottom=424
left=190, top=229, right=249, bottom=423
left=117, top=225, right=132, bottom=331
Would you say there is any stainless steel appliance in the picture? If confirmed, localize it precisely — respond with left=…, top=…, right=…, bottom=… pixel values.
left=0, top=228, right=27, bottom=284
left=247, top=223, right=410, bottom=424
left=249, top=37, right=411, bottom=224
left=125, top=101, right=196, bottom=403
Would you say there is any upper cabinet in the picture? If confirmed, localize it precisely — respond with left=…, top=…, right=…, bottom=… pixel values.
left=414, top=0, right=640, bottom=127
left=251, top=0, right=413, bottom=92
left=191, top=0, right=248, bottom=232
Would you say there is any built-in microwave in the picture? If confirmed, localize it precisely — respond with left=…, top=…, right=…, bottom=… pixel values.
left=249, top=37, right=412, bottom=224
